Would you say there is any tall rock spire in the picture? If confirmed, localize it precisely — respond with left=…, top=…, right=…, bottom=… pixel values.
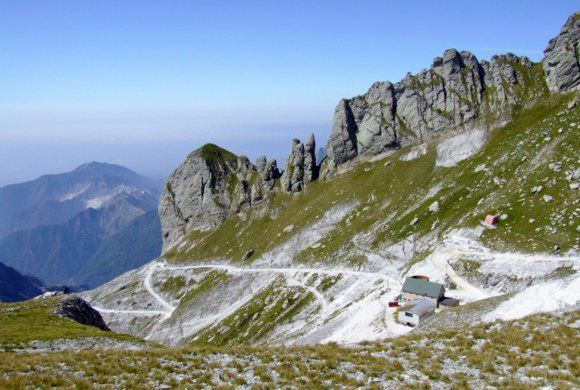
left=281, top=134, right=319, bottom=193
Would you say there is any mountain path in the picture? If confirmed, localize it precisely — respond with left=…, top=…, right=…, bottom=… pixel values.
left=285, top=274, right=329, bottom=325
left=93, top=239, right=577, bottom=324
left=429, top=249, right=491, bottom=300
left=93, top=263, right=396, bottom=320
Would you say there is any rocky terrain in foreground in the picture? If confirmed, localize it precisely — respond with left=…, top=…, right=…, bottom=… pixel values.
left=0, top=310, right=577, bottom=388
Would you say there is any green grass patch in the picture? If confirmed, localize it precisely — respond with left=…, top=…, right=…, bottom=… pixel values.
left=0, top=298, right=141, bottom=344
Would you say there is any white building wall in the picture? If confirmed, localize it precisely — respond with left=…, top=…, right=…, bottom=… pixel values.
left=398, top=311, right=419, bottom=326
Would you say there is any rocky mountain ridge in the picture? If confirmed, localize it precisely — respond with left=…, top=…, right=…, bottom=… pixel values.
left=159, top=12, right=579, bottom=250
left=322, top=12, right=579, bottom=176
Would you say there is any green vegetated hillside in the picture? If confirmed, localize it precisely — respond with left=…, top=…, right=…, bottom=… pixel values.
left=165, top=89, right=578, bottom=268
left=0, top=298, right=147, bottom=347
left=133, top=64, right=580, bottom=349
left=0, top=310, right=577, bottom=389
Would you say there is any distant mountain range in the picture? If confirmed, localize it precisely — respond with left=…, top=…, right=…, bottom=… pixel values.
left=0, top=162, right=158, bottom=240
left=0, top=162, right=162, bottom=290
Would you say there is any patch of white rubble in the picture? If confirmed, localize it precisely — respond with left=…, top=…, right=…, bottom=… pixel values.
left=400, top=143, right=427, bottom=161
left=86, top=195, right=113, bottom=209
left=85, top=184, right=139, bottom=209
left=436, top=128, right=486, bottom=167
left=59, top=182, right=92, bottom=202
left=483, top=274, right=580, bottom=322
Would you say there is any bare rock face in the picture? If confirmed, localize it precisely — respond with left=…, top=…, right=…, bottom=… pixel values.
left=480, top=53, right=530, bottom=107
left=158, top=144, right=239, bottom=249
left=54, top=297, right=110, bottom=331
left=281, top=139, right=305, bottom=193
left=304, top=133, right=319, bottom=182
left=281, top=134, right=319, bottom=193
left=254, top=156, right=281, bottom=197
left=320, top=46, right=536, bottom=177
left=543, top=12, right=580, bottom=93
left=159, top=145, right=281, bottom=249
left=325, top=100, right=358, bottom=171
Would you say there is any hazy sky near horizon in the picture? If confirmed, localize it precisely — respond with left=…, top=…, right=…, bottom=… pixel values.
left=1, top=1, right=577, bottom=186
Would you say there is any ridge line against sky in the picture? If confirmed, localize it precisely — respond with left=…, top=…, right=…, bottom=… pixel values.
left=0, top=1, right=577, bottom=186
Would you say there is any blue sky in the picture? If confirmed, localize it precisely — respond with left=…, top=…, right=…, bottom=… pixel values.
left=0, top=1, right=577, bottom=186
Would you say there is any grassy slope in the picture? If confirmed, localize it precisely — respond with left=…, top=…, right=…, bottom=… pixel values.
left=0, top=298, right=144, bottom=345
left=1, top=310, right=577, bottom=388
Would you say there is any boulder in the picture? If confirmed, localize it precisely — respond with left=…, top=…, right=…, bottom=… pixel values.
left=242, top=249, right=254, bottom=261
left=429, top=201, right=440, bottom=213
left=54, top=297, right=110, bottom=331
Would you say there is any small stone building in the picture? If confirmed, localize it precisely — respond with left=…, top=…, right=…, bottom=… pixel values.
left=398, top=300, right=436, bottom=326
left=401, top=277, right=445, bottom=305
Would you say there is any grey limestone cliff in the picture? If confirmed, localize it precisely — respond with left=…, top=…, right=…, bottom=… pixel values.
left=159, top=144, right=282, bottom=249
left=321, top=13, right=579, bottom=177
left=159, top=136, right=322, bottom=248
left=543, top=13, right=580, bottom=93
left=321, top=48, right=536, bottom=177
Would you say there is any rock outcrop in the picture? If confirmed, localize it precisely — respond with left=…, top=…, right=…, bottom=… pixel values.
left=54, top=297, right=110, bottom=331
left=543, top=12, right=580, bottom=93
left=158, top=145, right=237, bottom=249
left=321, top=49, right=534, bottom=177
left=304, top=133, right=318, bottom=182
left=159, top=144, right=282, bottom=249
left=321, top=14, right=579, bottom=176
left=281, top=134, right=319, bottom=193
